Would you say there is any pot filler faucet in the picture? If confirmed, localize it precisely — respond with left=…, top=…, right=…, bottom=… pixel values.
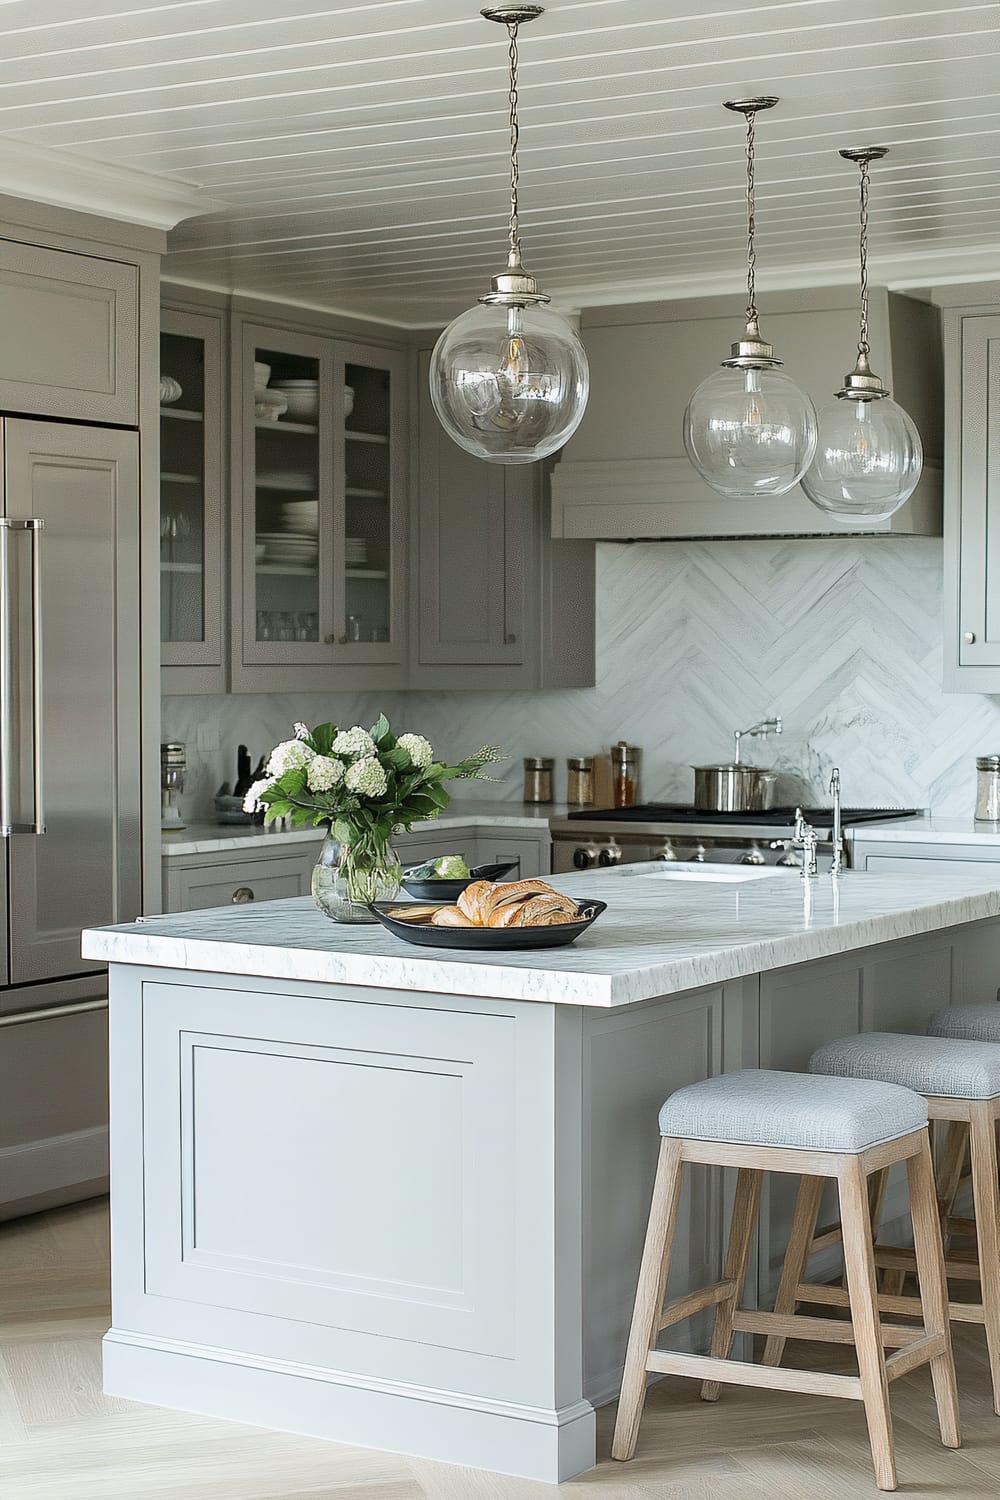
left=733, top=716, right=782, bottom=764
left=830, top=766, right=844, bottom=876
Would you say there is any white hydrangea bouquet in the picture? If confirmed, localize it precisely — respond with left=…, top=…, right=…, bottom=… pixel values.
left=244, top=714, right=503, bottom=922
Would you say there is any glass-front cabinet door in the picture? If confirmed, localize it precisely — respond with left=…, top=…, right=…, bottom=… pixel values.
left=235, top=319, right=405, bottom=689
left=160, top=307, right=224, bottom=686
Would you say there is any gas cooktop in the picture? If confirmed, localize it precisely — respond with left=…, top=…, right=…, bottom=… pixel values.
left=564, top=805, right=921, bottom=826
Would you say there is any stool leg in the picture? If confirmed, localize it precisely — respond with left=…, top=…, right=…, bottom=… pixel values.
left=839, top=1156, right=897, bottom=1492
left=906, top=1136, right=961, bottom=1449
left=612, top=1138, right=684, bottom=1462
left=761, top=1174, right=823, bottom=1368
left=968, top=1102, right=1000, bottom=1417
left=936, top=1121, right=970, bottom=1247
left=701, top=1167, right=763, bottom=1401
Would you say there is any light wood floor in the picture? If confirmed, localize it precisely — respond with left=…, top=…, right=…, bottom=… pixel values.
left=4, top=1199, right=1000, bottom=1498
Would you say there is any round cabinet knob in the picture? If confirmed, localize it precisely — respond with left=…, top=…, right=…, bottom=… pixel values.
left=964, top=631, right=977, bottom=645
left=598, top=846, right=622, bottom=867
left=572, top=848, right=594, bottom=869
left=504, top=633, right=517, bottom=645
left=232, top=886, right=255, bottom=904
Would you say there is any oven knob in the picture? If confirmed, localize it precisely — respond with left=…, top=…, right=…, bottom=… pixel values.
left=657, top=841, right=678, bottom=862
left=777, top=849, right=802, bottom=868
left=739, top=844, right=766, bottom=866
left=691, top=844, right=706, bottom=863
left=598, top=846, right=622, bottom=867
left=573, top=847, right=595, bottom=869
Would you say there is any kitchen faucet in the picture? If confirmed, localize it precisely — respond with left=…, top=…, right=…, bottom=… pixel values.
left=792, top=807, right=819, bottom=879
left=733, top=716, right=782, bottom=765
left=830, top=767, right=844, bottom=876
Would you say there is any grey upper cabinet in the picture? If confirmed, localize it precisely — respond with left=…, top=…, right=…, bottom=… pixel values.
left=411, top=347, right=596, bottom=690
left=160, top=298, right=227, bottom=694
left=230, top=311, right=408, bottom=693
left=0, top=238, right=138, bottom=426
left=551, top=287, right=944, bottom=540
left=941, top=300, right=1000, bottom=688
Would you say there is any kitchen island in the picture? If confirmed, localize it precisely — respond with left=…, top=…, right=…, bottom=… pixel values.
left=83, top=866, right=1000, bottom=1483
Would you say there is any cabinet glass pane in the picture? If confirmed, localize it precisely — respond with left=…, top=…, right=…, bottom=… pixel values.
left=160, top=330, right=206, bottom=643
left=343, top=359, right=392, bottom=646
left=253, top=345, right=320, bottom=644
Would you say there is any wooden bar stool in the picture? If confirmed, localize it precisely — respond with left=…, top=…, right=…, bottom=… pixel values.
left=612, top=1068, right=959, bottom=1492
left=926, top=1006, right=1000, bottom=1256
left=771, top=1033, right=1000, bottom=1417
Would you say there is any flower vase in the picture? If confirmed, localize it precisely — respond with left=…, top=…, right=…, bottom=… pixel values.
left=311, top=827, right=402, bottom=923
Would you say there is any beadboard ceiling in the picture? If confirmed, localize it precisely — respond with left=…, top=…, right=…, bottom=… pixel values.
left=2, top=0, right=999, bottom=325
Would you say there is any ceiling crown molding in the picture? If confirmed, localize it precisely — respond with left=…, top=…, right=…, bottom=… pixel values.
left=0, top=135, right=226, bottom=232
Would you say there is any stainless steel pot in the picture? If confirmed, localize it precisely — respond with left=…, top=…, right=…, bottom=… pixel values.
left=691, top=764, right=777, bottom=813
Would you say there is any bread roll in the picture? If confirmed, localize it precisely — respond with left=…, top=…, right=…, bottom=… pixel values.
left=509, top=894, right=581, bottom=927
left=481, top=879, right=553, bottom=924
left=386, top=905, right=440, bottom=924
left=487, top=901, right=530, bottom=929
left=457, top=880, right=494, bottom=924
left=431, top=905, right=475, bottom=927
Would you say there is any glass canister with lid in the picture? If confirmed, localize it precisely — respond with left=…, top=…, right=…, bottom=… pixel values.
left=976, top=755, right=1000, bottom=821
left=566, top=756, right=594, bottom=806
left=611, top=741, right=641, bottom=808
left=523, top=756, right=554, bottom=804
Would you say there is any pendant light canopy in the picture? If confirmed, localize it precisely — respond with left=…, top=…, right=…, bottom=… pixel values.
left=684, top=98, right=817, bottom=498
left=801, top=147, right=922, bottom=522
left=428, top=5, right=589, bottom=465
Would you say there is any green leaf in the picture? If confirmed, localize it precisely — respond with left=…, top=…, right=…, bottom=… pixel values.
left=333, top=818, right=356, bottom=845
left=311, top=722, right=336, bottom=756
left=264, top=800, right=293, bottom=821
left=289, top=806, right=314, bottom=828
left=383, top=745, right=411, bottom=771
left=421, top=783, right=450, bottom=807
left=281, top=766, right=308, bottom=797
left=370, top=712, right=392, bottom=748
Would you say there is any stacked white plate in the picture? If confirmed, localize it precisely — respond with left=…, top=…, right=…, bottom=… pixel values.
left=278, top=498, right=318, bottom=535
left=258, top=531, right=319, bottom=567
left=346, top=537, right=368, bottom=567
left=257, top=470, right=315, bottom=492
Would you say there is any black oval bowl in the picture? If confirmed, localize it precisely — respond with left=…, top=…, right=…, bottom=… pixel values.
left=399, top=860, right=517, bottom=902
left=369, top=898, right=607, bottom=950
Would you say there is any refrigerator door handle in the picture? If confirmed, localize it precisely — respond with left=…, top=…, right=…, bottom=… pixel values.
left=0, top=517, right=45, bottom=837
left=29, top=517, right=44, bottom=834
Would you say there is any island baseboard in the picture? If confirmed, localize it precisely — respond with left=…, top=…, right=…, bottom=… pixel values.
left=102, top=1327, right=596, bottom=1482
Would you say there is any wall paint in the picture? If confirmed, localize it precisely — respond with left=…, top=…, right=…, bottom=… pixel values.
left=164, top=538, right=1000, bottom=822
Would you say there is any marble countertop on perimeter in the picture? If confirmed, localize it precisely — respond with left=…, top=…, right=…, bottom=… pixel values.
left=847, top=816, right=1000, bottom=846
left=83, top=863, right=1000, bottom=1009
left=162, top=799, right=564, bottom=857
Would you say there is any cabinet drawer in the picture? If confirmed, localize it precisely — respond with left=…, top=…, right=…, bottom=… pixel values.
left=863, top=854, right=1000, bottom=878
left=168, top=854, right=316, bottom=913
left=0, top=241, right=137, bottom=424
left=477, top=836, right=551, bottom=880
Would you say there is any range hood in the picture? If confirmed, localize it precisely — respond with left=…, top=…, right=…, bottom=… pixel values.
left=551, top=287, right=942, bottom=540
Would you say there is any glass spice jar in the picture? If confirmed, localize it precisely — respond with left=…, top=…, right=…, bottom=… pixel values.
left=612, top=741, right=641, bottom=808
left=523, top=756, right=554, bottom=804
left=976, top=755, right=1000, bottom=822
left=566, top=756, right=594, bottom=806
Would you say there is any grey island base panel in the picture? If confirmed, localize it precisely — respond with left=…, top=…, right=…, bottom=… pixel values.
left=86, top=870, right=1000, bottom=1481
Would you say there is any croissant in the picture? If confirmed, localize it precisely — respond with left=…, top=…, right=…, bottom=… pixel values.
left=505, top=894, right=580, bottom=927
left=457, top=880, right=494, bottom=924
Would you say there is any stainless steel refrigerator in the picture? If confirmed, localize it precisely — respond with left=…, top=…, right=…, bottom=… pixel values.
left=0, top=418, right=141, bottom=1219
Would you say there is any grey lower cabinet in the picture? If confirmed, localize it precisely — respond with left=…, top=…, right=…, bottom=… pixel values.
left=943, top=296, right=1000, bottom=688
left=162, top=824, right=553, bottom=912
left=411, top=347, right=595, bottom=690
left=851, top=835, right=1000, bottom=880
left=0, top=238, right=138, bottom=426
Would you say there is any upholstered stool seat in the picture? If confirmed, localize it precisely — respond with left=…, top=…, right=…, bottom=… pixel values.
left=810, top=1032, right=1000, bottom=1101
left=614, top=1068, right=958, bottom=1492
left=659, top=1068, right=927, bottom=1153
left=764, top=1031, right=1000, bottom=1420
left=928, top=1003, right=1000, bottom=1043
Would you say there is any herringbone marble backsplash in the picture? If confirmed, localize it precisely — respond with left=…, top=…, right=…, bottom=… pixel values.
left=166, top=539, right=1000, bottom=820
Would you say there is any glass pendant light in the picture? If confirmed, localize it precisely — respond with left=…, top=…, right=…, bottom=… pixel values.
left=428, top=5, right=589, bottom=464
left=684, top=98, right=817, bottom=497
left=802, top=147, right=922, bottom=522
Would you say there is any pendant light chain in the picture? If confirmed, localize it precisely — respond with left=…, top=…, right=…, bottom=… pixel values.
left=744, top=108, right=758, bottom=325
left=856, top=155, right=871, bottom=361
left=506, top=21, right=522, bottom=265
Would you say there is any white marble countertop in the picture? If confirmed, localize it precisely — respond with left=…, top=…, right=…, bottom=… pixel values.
left=162, top=799, right=563, bottom=857
left=84, top=863, right=1000, bottom=1008
left=847, top=815, right=1000, bottom=846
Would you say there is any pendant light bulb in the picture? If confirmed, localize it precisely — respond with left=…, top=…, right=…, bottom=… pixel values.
left=429, top=7, right=589, bottom=464
left=802, top=147, right=923, bottom=523
left=684, top=98, right=817, bottom=498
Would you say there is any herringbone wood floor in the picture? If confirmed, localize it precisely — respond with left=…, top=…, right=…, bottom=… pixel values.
left=4, top=1198, right=1000, bottom=1498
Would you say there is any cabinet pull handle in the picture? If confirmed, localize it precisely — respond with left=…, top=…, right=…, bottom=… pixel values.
left=964, top=631, right=977, bottom=645
left=232, top=886, right=255, bottom=903
left=505, top=632, right=517, bottom=645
